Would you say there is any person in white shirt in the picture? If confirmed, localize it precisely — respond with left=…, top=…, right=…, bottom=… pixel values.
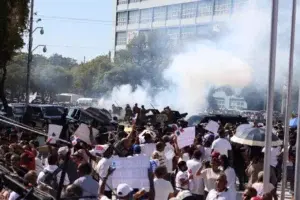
left=154, top=166, right=175, bottom=200
left=37, top=154, right=70, bottom=186
left=211, top=130, right=232, bottom=158
left=153, top=142, right=167, bottom=167
left=163, top=135, right=175, bottom=174
left=262, top=146, right=280, bottom=187
left=251, top=171, right=277, bottom=200
left=186, top=150, right=204, bottom=200
left=97, top=145, right=113, bottom=199
left=206, top=173, right=233, bottom=200
left=219, top=155, right=236, bottom=199
left=175, top=161, right=192, bottom=191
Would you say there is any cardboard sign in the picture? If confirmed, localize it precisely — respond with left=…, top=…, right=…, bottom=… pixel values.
left=74, top=123, right=99, bottom=145
left=111, top=155, right=150, bottom=189
left=205, top=120, right=220, bottom=135
left=47, top=124, right=63, bottom=144
left=177, top=127, right=195, bottom=149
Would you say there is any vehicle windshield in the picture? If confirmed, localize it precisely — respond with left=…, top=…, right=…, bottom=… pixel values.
left=42, top=107, right=64, bottom=116
left=13, top=107, right=25, bottom=115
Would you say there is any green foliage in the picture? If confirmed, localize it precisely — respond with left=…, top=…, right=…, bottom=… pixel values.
left=5, top=31, right=172, bottom=102
left=0, top=0, right=30, bottom=110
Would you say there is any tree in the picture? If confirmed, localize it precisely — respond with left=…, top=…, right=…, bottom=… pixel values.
left=48, top=53, right=77, bottom=69
left=240, top=85, right=265, bottom=110
left=109, top=32, right=172, bottom=94
left=207, top=87, right=219, bottom=110
left=0, top=0, right=29, bottom=111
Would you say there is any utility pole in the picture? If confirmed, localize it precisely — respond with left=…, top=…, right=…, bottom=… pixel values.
left=25, top=0, right=34, bottom=105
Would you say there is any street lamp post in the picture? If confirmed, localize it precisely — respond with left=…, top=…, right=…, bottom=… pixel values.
left=25, top=0, right=45, bottom=105
left=25, top=0, right=34, bottom=106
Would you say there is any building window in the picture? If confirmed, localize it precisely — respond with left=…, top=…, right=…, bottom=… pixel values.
left=196, top=25, right=212, bottom=37
left=153, top=6, right=166, bottom=22
left=214, top=0, right=232, bottom=15
left=117, top=12, right=127, bottom=26
left=129, top=0, right=139, bottom=3
left=116, top=32, right=127, bottom=45
left=118, top=0, right=128, bottom=5
left=198, top=0, right=213, bottom=17
left=233, top=0, right=248, bottom=11
left=181, top=26, right=196, bottom=39
left=167, top=28, right=180, bottom=40
left=182, top=2, right=197, bottom=19
left=167, top=4, right=181, bottom=20
left=140, top=8, right=152, bottom=24
left=128, top=10, right=139, bottom=24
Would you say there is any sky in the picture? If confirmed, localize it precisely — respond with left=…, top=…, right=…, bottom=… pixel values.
left=22, top=0, right=113, bottom=62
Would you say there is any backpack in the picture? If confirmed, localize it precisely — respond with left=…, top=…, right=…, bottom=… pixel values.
left=41, top=167, right=62, bottom=191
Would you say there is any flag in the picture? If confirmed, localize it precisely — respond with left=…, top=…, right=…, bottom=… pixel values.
left=94, top=144, right=109, bottom=154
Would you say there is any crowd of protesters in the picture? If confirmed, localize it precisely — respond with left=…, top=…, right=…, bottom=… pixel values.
left=0, top=103, right=295, bottom=200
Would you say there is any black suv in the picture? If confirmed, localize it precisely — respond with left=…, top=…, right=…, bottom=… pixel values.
left=23, top=104, right=65, bottom=129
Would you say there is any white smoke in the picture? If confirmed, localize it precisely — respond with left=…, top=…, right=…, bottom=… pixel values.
left=99, top=1, right=298, bottom=114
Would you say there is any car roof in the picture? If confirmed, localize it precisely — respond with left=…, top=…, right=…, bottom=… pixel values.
left=29, top=104, right=64, bottom=108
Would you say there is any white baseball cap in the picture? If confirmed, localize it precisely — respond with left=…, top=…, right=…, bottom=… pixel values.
left=116, top=183, right=133, bottom=197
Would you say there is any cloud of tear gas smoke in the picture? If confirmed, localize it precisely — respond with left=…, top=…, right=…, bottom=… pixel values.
left=99, top=1, right=299, bottom=114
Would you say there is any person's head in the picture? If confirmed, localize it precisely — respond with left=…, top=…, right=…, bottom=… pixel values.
left=215, top=173, right=227, bottom=192
left=156, top=142, right=165, bottom=152
left=47, top=154, right=58, bottom=166
left=63, top=184, right=83, bottom=200
left=192, top=150, right=202, bottom=161
left=141, top=105, right=145, bottom=109
left=219, top=155, right=230, bottom=170
left=178, top=161, right=188, bottom=172
left=134, top=103, right=138, bottom=107
left=133, top=145, right=141, bottom=154
left=58, top=146, right=69, bottom=160
left=117, top=183, right=133, bottom=199
left=24, top=170, right=38, bottom=187
left=144, top=133, right=153, bottom=143
left=11, top=154, right=20, bottom=167
left=218, top=129, right=225, bottom=138
left=20, top=152, right=32, bottom=168
left=162, top=135, right=171, bottom=143
left=257, top=171, right=264, bottom=183
left=154, top=166, right=167, bottom=179
left=77, top=163, right=92, bottom=177
left=243, top=187, right=258, bottom=200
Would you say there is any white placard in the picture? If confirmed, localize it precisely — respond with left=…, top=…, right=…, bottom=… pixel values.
left=47, top=124, right=63, bottom=144
left=74, top=123, right=99, bottom=145
left=205, top=120, right=220, bottom=135
left=177, top=127, right=196, bottom=149
left=140, top=143, right=156, bottom=158
left=111, top=155, right=150, bottom=189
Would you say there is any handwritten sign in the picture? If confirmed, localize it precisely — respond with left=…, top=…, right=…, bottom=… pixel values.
left=111, top=155, right=150, bottom=189
left=47, top=124, right=63, bottom=144
left=74, top=123, right=99, bottom=145
left=205, top=120, right=219, bottom=135
left=177, top=127, right=195, bottom=149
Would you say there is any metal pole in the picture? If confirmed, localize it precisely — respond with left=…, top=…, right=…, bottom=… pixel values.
left=263, top=0, right=279, bottom=194
left=294, top=88, right=300, bottom=200
left=281, top=0, right=297, bottom=199
left=25, top=0, right=34, bottom=106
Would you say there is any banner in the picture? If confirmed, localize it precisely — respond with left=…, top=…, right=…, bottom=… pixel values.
left=74, top=123, right=99, bottom=145
left=205, top=120, right=219, bottom=135
left=47, top=124, right=63, bottom=144
left=177, top=127, right=195, bottom=149
left=111, top=155, right=150, bottom=189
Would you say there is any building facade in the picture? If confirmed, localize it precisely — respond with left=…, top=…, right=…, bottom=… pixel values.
left=213, top=91, right=248, bottom=110
left=112, top=0, right=249, bottom=56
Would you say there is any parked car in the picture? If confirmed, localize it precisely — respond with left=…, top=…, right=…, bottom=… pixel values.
left=23, top=104, right=65, bottom=129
